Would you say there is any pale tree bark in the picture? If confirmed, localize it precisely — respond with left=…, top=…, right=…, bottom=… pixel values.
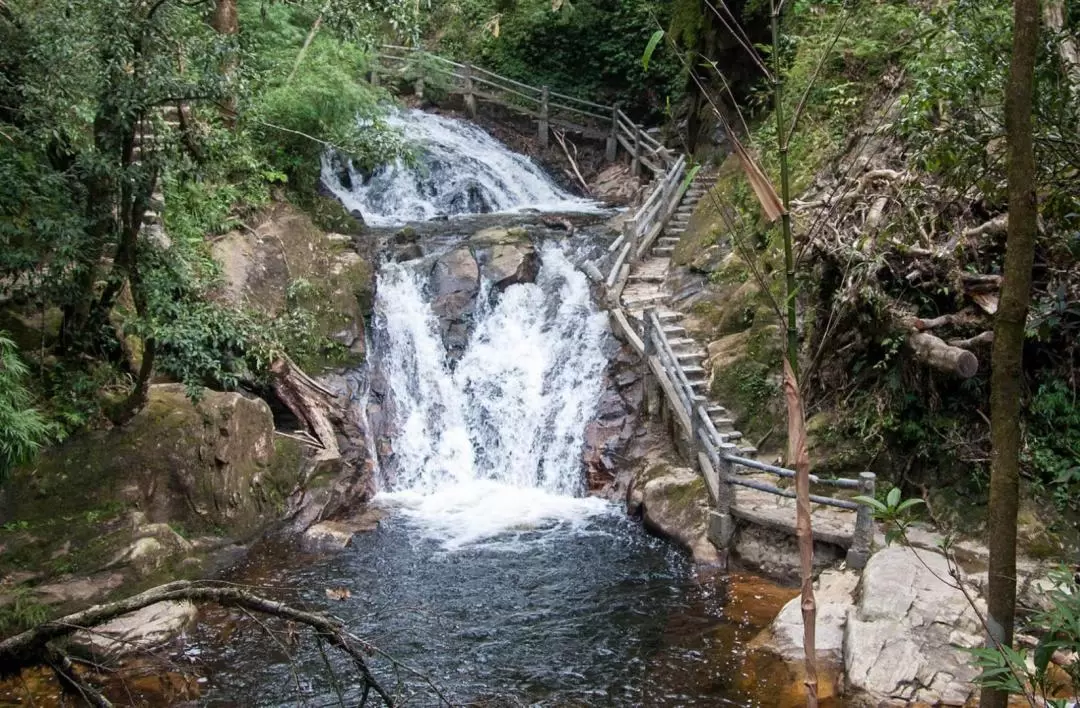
left=1043, top=0, right=1080, bottom=103
left=211, top=0, right=239, bottom=123
left=981, top=0, right=1040, bottom=706
left=784, top=360, right=818, bottom=708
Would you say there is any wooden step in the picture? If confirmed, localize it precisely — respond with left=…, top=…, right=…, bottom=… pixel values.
left=652, top=246, right=675, bottom=257
left=682, top=364, right=706, bottom=376
left=658, top=237, right=681, bottom=246
left=676, top=352, right=704, bottom=364
left=662, top=325, right=687, bottom=338
left=629, top=273, right=665, bottom=284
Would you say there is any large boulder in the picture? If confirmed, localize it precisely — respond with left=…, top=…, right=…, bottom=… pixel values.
left=480, top=244, right=539, bottom=292
left=748, top=569, right=860, bottom=703
left=844, top=546, right=983, bottom=706
left=2, top=385, right=300, bottom=565
left=634, top=465, right=721, bottom=565
left=70, top=601, right=198, bottom=662
left=430, top=247, right=480, bottom=358
left=211, top=201, right=373, bottom=371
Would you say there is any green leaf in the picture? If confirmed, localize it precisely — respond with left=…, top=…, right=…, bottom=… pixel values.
left=884, top=528, right=902, bottom=546
left=895, top=498, right=926, bottom=513
left=642, top=30, right=664, bottom=72
left=679, top=164, right=701, bottom=197
left=1034, top=637, right=1064, bottom=675
left=886, top=486, right=902, bottom=508
left=852, top=495, right=888, bottom=513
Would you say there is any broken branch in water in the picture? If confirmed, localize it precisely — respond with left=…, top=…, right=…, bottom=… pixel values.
left=551, top=129, right=590, bottom=195
left=0, top=580, right=397, bottom=706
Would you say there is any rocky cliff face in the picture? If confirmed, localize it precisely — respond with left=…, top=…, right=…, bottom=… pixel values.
left=0, top=384, right=303, bottom=612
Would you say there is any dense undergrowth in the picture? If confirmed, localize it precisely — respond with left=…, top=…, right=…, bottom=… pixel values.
left=0, top=0, right=411, bottom=480
left=677, top=0, right=1080, bottom=541
left=421, top=0, right=686, bottom=120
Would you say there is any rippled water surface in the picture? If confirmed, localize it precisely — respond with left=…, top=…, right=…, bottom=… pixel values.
left=186, top=505, right=790, bottom=707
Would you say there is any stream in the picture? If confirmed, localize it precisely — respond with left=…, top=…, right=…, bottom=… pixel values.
left=182, top=110, right=794, bottom=706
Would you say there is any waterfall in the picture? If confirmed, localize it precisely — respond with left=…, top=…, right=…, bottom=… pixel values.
left=321, top=109, right=598, bottom=226
left=371, top=244, right=612, bottom=547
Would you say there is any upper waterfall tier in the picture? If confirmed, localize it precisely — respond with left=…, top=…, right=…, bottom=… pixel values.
left=321, top=109, right=598, bottom=226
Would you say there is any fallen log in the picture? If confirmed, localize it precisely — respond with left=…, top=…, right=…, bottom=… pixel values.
left=908, top=331, right=979, bottom=378
left=948, top=331, right=994, bottom=349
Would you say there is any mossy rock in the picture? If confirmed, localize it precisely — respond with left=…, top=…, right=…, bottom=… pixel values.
left=309, top=195, right=364, bottom=236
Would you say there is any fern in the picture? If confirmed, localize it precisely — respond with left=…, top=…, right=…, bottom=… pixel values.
left=0, top=333, right=50, bottom=485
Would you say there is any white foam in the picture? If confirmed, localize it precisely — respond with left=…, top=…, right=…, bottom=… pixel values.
left=370, top=244, right=611, bottom=549
left=321, top=109, right=601, bottom=226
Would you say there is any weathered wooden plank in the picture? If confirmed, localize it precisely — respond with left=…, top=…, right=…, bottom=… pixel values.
left=609, top=308, right=646, bottom=355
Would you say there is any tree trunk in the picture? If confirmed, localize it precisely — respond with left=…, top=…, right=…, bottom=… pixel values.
left=981, top=0, right=1039, bottom=706
left=211, top=0, right=239, bottom=124
left=784, top=360, right=818, bottom=707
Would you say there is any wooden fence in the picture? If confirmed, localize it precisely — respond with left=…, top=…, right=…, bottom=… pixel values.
left=372, top=45, right=675, bottom=176
left=370, top=46, right=877, bottom=569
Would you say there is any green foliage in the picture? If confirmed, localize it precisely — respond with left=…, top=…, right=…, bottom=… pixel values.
left=427, top=0, right=685, bottom=119
left=853, top=485, right=925, bottom=546
left=0, top=333, right=50, bottom=485
left=0, top=586, right=50, bottom=636
left=898, top=0, right=1080, bottom=222
left=1025, top=380, right=1080, bottom=511
left=242, top=1, right=406, bottom=195
left=969, top=567, right=1080, bottom=707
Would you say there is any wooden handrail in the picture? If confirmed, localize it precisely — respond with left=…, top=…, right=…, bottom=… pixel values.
left=372, top=45, right=682, bottom=168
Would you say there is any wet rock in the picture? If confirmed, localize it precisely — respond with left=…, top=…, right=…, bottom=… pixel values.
left=393, top=226, right=419, bottom=244
left=843, top=546, right=983, bottom=706
left=430, top=247, right=480, bottom=357
left=588, top=163, right=641, bottom=205
left=302, top=521, right=358, bottom=552
left=469, top=226, right=529, bottom=246
left=301, top=507, right=385, bottom=552
left=638, top=466, right=721, bottom=565
left=34, top=572, right=127, bottom=606
left=751, top=569, right=858, bottom=702
left=395, top=243, right=424, bottom=262
left=481, top=244, right=539, bottom=291
left=70, top=601, right=198, bottom=662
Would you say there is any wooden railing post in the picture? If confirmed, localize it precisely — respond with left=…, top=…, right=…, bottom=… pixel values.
left=643, top=307, right=657, bottom=419
left=414, top=76, right=425, bottom=101
left=632, top=123, right=643, bottom=176
left=370, top=60, right=380, bottom=87
left=606, top=105, right=619, bottom=162
left=463, top=63, right=477, bottom=119
left=539, top=86, right=550, bottom=149
left=847, top=472, right=876, bottom=569
left=709, top=443, right=738, bottom=549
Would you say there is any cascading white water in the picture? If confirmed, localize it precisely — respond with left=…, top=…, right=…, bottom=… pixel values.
left=372, top=244, right=612, bottom=547
left=321, top=109, right=598, bottom=226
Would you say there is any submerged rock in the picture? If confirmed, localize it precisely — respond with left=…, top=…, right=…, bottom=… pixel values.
left=70, top=601, right=198, bottom=662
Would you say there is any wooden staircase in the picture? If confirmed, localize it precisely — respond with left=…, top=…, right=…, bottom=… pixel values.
left=618, top=170, right=758, bottom=457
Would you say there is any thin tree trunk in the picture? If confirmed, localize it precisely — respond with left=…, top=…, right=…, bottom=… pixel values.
left=785, top=360, right=818, bottom=707
left=981, top=0, right=1040, bottom=706
left=211, top=0, right=239, bottom=124
left=286, top=1, right=330, bottom=84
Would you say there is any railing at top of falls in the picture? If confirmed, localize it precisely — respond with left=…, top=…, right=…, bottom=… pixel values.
left=369, top=46, right=876, bottom=568
left=371, top=45, right=676, bottom=176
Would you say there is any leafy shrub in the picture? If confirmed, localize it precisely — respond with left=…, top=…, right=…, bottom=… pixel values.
left=1026, top=380, right=1080, bottom=510
left=0, top=333, right=50, bottom=485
